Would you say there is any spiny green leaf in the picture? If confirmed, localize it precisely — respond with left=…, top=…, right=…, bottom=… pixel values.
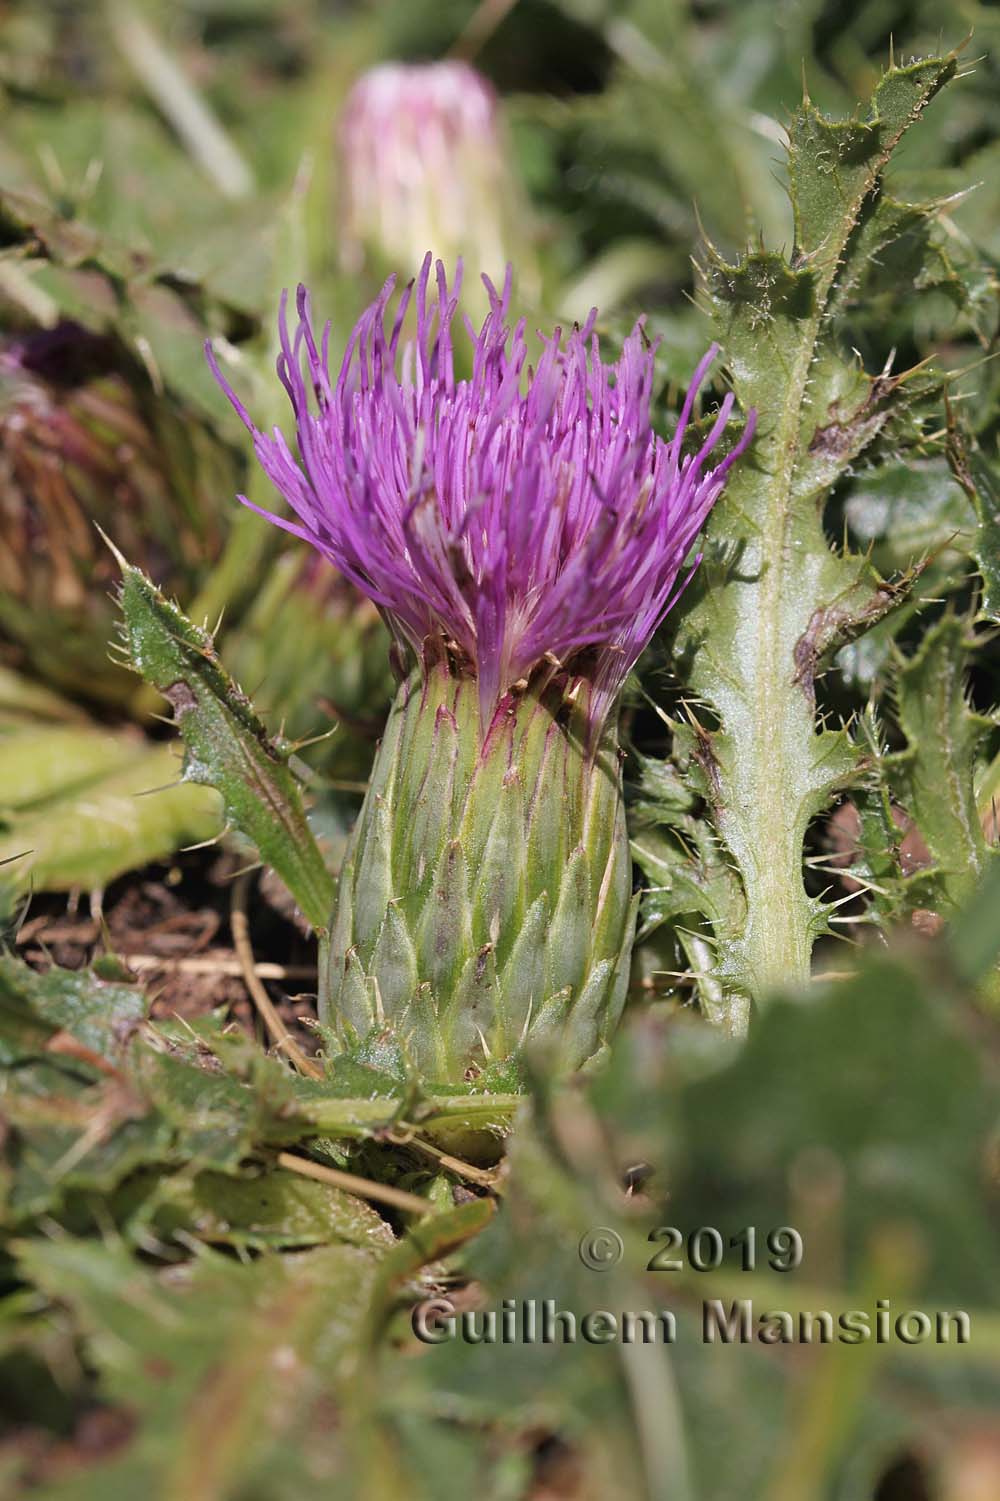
left=628, top=748, right=748, bottom=1027
left=0, top=958, right=302, bottom=1219
left=887, top=612, right=997, bottom=912
left=0, top=951, right=516, bottom=1229
left=948, top=420, right=1000, bottom=622
left=0, top=952, right=145, bottom=1070
left=116, top=561, right=334, bottom=933
left=787, top=56, right=957, bottom=276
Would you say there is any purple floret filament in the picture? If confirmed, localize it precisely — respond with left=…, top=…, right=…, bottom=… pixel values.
left=206, top=253, right=755, bottom=738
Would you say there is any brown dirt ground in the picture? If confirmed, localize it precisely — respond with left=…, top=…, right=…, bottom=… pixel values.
left=14, top=847, right=321, bottom=1056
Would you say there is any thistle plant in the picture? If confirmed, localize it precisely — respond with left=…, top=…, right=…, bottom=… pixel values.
left=210, top=255, right=753, bottom=1083
left=338, top=62, right=533, bottom=312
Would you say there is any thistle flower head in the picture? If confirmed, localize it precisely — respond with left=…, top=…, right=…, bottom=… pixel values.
left=209, top=256, right=754, bottom=734
left=339, top=61, right=516, bottom=288
left=2, top=322, right=229, bottom=708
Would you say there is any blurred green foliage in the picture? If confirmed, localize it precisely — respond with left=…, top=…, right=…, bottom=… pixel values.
left=1, top=875, right=998, bottom=1498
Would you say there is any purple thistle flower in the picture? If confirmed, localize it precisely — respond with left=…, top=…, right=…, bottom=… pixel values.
left=208, top=255, right=754, bottom=735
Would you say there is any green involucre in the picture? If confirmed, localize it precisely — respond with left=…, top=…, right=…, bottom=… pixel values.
left=321, top=661, right=637, bottom=1084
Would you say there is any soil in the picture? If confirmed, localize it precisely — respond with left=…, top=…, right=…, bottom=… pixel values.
left=13, top=847, right=321, bottom=1056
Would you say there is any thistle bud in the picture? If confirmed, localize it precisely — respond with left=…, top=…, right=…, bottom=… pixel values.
left=210, top=258, right=753, bottom=1085
left=338, top=61, right=531, bottom=311
left=0, top=322, right=229, bottom=709
left=324, top=656, right=633, bottom=1085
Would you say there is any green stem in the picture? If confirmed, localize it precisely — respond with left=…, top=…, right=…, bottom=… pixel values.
left=301, top=1092, right=522, bottom=1139
left=724, top=314, right=824, bottom=994
left=681, top=54, right=958, bottom=1005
